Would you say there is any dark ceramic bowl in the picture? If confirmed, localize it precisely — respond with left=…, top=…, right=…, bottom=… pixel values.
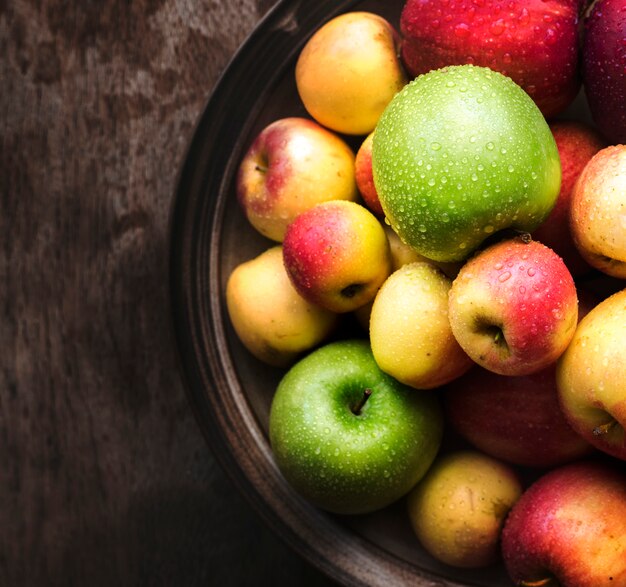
left=169, top=1, right=593, bottom=585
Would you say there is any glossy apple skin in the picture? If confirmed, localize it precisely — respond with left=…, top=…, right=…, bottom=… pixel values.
left=444, top=364, right=594, bottom=468
left=570, top=145, right=626, bottom=279
left=400, top=0, right=581, bottom=118
left=355, top=132, right=383, bottom=216
left=295, top=12, right=407, bottom=135
left=226, top=247, right=339, bottom=367
left=448, top=238, right=578, bottom=376
left=370, top=262, right=473, bottom=390
left=269, top=339, right=444, bottom=515
left=282, top=200, right=392, bottom=313
left=372, top=65, right=561, bottom=263
left=501, top=460, right=626, bottom=586
left=582, top=0, right=626, bottom=144
left=407, top=450, right=522, bottom=568
left=557, top=288, right=626, bottom=460
left=236, top=117, right=357, bottom=242
left=532, top=120, right=605, bottom=277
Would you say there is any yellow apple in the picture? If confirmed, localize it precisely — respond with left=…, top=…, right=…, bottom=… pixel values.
left=226, top=247, right=339, bottom=367
left=295, top=12, right=407, bottom=135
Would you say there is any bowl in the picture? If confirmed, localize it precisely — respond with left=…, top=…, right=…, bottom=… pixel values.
left=169, top=1, right=594, bottom=585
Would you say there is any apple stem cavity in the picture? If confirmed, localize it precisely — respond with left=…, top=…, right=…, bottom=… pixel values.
left=593, top=419, right=617, bottom=437
left=341, top=283, right=364, bottom=299
left=352, top=388, right=372, bottom=415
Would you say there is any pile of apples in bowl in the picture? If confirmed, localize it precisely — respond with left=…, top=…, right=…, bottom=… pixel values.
left=222, top=1, right=626, bottom=585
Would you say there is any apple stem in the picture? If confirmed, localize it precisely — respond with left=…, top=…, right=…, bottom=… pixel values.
left=352, top=388, right=372, bottom=415
left=593, top=419, right=617, bottom=436
left=518, top=579, right=554, bottom=587
left=254, top=164, right=268, bottom=173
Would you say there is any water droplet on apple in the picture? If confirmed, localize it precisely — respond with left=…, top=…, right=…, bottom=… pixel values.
left=498, top=271, right=512, bottom=282
left=484, top=225, right=494, bottom=233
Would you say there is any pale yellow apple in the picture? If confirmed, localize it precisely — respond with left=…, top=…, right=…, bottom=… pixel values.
left=226, top=247, right=338, bottom=367
left=407, top=450, right=523, bottom=569
left=369, top=262, right=473, bottom=389
left=556, top=288, right=626, bottom=460
left=295, top=12, right=407, bottom=135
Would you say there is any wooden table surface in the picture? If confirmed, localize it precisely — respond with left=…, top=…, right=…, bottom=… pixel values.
left=2, top=2, right=337, bottom=585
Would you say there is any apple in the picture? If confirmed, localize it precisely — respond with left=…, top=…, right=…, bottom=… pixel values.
left=444, top=364, right=594, bottom=468
left=448, top=238, right=578, bottom=376
left=557, top=288, right=626, bottom=461
left=407, top=450, right=523, bottom=568
left=570, top=144, right=626, bottom=279
left=370, top=261, right=473, bottom=390
left=532, top=120, right=605, bottom=277
left=295, top=11, right=407, bottom=136
left=501, top=460, right=626, bottom=586
left=399, top=0, right=581, bottom=118
left=372, top=65, right=561, bottom=263
left=282, top=200, right=392, bottom=313
left=236, top=117, right=358, bottom=242
left=269, top=339, right=444, bottom=515
left=355, top=132, right=384, bottom=216
left=225, top=246, right=339, bottom=367
left=582, top=0, right=626, bottom=144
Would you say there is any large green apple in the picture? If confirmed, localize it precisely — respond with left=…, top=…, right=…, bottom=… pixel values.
left=372, top=64, right=561, bottom=262
left=269, top=339, right=443, bottom=515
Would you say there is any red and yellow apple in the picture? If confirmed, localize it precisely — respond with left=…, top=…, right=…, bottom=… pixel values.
left=355, top=132, right=383, bottom=216
left=236, top=117, right=357, bottom=242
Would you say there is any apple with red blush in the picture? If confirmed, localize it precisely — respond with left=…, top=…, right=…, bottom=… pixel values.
left=532, top=120, right=605, bottom=277
left=501, top=460, right=626, bottom=586
left=448, top=238, right=578, bottom=376
left=237, top=117, right=357, bottom=242
left=282, top=200, right=392, bottom=313
left=354, top=132, right=383, bottom=217
left=399, top=0, right=581, bottom=118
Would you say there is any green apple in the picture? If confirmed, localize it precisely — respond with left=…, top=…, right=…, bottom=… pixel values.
left=269, top=339, right=443, bottom=515
left=407, top=450, right=522, bottom=568
left=226, top=246, right=339, bottom=367
left=370, top=261, right=473, bottom=389
left=372, top=64, right=561, bottom=262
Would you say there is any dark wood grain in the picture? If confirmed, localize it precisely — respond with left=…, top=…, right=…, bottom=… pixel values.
left=1, top=1, right=335, bottom=585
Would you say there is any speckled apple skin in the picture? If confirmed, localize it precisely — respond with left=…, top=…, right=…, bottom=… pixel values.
left=448, top=238, right=578, bottom=375
left=269, top=339, right=443, bottom=515
left=400, top=0, right=581, bottom=118
left=236, top=117, right=357, bottom=242
left=282, top=200, right=392, bottom=313
left=570, top=145, right=626, bottom=279
left=501, top=460, right=626, bottom=586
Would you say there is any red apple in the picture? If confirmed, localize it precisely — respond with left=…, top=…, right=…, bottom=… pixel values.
left=532, top=120, right=605, bottom=277
left=282, top=200, right=392, bottom=313
left=236, top=117, right=357, bottom=242
left=582, top=0, right=626, bottom=144
left=448, top=238, right=578, bottom=376
left=354, top=132, right=383, bottom=217
left=399, top=0, right=581, bottom=118
left=501, top=460, right=626, bottom=586
left=570, top=144, right=626, bottom=279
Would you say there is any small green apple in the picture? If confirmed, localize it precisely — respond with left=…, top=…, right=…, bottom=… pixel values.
left=372, top=64, right=561, bottom=262
left=407, top=450, right=522, bottom=569
left=269, top=339, right=443, bottom=515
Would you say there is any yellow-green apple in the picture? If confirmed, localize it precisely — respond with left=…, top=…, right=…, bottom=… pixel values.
left=532, top=120, right=605, bottom=277
left=225, top=247, right=338, bottom=367
left=444, top=364, right=594, bottom=468
left=407, top=450, right=523, bottom=569
left=370, top=262, right=473, bottom=389
left=399, top=0, right=581, bottom=118
left=269, top=339, right=443, bottom=515
left=570, top=145, right=626, bottom=279
left=295, top=12, right=407, bottom=135
left=282, top=200, right=392, bottom=313
left=355, top=132, right=383, bottom=216
left=557, top=288, right=626, bottom=460
left=501, top=460, right=626, bottom=586
left=582, top=0, right=626, bottom=144
left=448, top=238, right=578, bottom=376
left=372, top=65, right=561, bottom=263
left=236, top=117, right=357, bottom=242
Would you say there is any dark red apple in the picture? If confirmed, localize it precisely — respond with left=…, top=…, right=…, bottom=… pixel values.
left=582, top=0, right=626, bottom=144
left=399, top=0, right=581, bottom=118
